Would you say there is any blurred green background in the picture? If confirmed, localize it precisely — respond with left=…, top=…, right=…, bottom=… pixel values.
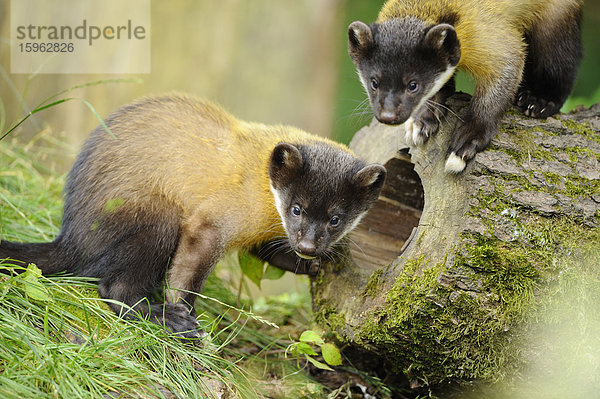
left=0, top=0, right=599, bottom=172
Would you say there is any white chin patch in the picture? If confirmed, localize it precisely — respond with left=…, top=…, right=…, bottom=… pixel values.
left=295, top=251, right=317, bottom=260
left=404, top=117, right=426, bottom=146
left=445, top=152, right=466, bottom=173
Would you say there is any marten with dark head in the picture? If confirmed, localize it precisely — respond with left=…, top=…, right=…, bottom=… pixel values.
left=348, top=0, right=583, bottom=172
left=0, top=94, right=386, bottom=338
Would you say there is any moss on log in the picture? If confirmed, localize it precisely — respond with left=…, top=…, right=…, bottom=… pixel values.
left=312, top=94, right=600, bottom=393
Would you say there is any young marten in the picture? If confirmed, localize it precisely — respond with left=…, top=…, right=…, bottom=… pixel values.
left=0, top=94, right=386, bottom=338
left=348, top=0, right=583, bottom=172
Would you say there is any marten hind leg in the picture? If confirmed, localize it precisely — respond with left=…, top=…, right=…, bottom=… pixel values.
left=165, top=215, right=224, bottom=334
left=515, top=7, right=583, bottom=118
left=88, top=204, right=198, bottom=338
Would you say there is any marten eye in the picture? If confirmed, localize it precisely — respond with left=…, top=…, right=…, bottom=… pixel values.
left=370, top=78, right=379, bottom=91
left=407, top=81, right=419, bottom=93
left=330, top=216, right=340, bottom=227
left=291, top=205, right=301, bottom=217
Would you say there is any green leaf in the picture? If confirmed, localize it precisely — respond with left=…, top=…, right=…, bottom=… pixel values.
left=295, top=342, right=318, bottom=356
left=238, top=252, right=265, bottom=288
left=22, top=263, right=43, bottom=278
left=21, top=264, right=52, bottom=303
left=321, top=343, right=342, bottom=366
left=289, top=342, right=318, bottom=357
left=305, top=355, right=333, bottom=371
left=299, top=330, right=325, bottom=346
left=263, top=263, right=285, bottom=280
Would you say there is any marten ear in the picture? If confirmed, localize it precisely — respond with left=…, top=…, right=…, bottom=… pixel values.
left=269, top=143, right=303, bottom=188
left=348, top=21, right=374, bottom=58
left=424, top=24, right=461, bottom=66
left=353, top=164, right=386, bottom=198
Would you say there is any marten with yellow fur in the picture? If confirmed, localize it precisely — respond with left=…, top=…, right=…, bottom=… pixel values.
left=0, top=94, right=386, bottom=338
left=348, top=0, right=583, bottom=172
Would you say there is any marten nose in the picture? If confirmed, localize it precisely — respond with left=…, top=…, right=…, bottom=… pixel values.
left=378, top=110, right=398, bottom=124
left=297, top=240, right=317, bottom=256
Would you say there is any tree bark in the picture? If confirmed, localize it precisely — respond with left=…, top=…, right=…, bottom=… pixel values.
left=312, top=93, right=600, bottom=392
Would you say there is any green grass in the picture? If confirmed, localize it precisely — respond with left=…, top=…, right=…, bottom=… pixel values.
left=0, top=133, right=331, bottom=398
left=0, top=265, right=251, bottom=399
left=0, top=134, right=66, bottom=242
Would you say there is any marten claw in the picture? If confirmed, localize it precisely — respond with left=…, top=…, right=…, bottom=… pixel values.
left=515, top=91, right=560, bottom=119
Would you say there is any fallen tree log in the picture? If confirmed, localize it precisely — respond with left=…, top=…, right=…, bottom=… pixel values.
left=312, top=93, right=600, bottom=394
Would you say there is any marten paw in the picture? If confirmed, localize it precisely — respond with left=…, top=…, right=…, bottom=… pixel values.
left=150, top=303, right=200, bottom=339
left=404, top=107, right=441, bottom=146
left=445, top=122, right=495, bottom=174
left=307, top=258, right=321, bottom=276
left=295, top=258, right=321, bottom=276
left=515, top=91, right=561, bottom=118
left=445, top=152, right=467, bottom=173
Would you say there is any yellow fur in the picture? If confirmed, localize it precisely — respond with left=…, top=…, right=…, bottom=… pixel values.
left=84, top=93, right=351, bottom=251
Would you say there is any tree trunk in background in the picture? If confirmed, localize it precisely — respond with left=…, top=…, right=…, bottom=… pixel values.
left=312, top=93, right=600, bottom=394
left=0, top=0, right=343, bottom=171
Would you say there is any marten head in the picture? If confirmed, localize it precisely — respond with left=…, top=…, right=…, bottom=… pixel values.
left=348, top=17, right=460, bottom=125
left=269, top=142, right=385, bottom=260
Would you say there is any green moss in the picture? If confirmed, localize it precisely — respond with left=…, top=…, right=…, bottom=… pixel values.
left=565, top=177, right=600, bottom=198
left=312, top=299, right=347, bottom=342
left=356, top=256, right=459, bottom=378
left=564, top=145, right=600, bottom=163
left=541, top=172, right=563, bottom=186
left=561, top=119, right=598, bottom=140
left=356, top=251, right=512, bottom=382
left=456, top=236, right=543, bottom=322
left=567, top=147, right=581, bottom=163
left=494, top=125, right=555, bottom=163
left=362, top=268, right=383, bottom=298
left=351, top=209, right=599, bottom=386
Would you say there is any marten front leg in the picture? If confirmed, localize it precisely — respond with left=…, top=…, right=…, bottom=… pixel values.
left=445, top=47, right=525, bottom=173
left=250, top=243, right=320, bottom=276
left=405, top=77, right=456, bottom=146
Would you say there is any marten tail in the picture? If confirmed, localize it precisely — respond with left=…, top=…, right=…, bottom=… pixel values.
left=0, top=239, right=72, bottom=275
